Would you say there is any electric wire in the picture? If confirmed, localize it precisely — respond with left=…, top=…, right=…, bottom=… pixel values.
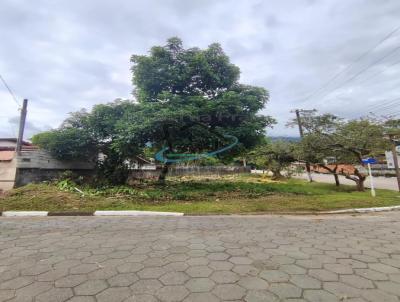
left=300, top=25, right=400, bottom=103
left=0, top=73, right=21, bottom=109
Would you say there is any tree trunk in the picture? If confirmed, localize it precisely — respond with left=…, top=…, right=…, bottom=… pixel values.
left=334, top=173, right=340, bottom=186
left=272, top=170, right=283, bottom=180
left=356, top=178, right=365, bottom=192
left=158, top=163, right=170, bottom=184
left=319, top=164, right=340, bottom=187
left=305, top=162, right=313, bottom=182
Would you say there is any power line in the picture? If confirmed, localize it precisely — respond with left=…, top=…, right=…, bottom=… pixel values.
left=366, top=97, right=400, bottom=111
left=0, top=73, right=21, bottom=109
left=318, top=44, right=400, bottom=101
left=300, top=24, right=400, bottom=103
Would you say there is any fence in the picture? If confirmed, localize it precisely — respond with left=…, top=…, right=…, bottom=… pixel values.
left=128, top=165, right=251, bottom=180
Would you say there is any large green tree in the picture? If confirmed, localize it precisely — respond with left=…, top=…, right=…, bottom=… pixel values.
left=129, top=37, right=275, bottom=182
left=33, top=38, right=274, bottom=184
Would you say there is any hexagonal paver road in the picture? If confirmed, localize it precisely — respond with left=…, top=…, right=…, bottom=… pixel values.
left=1, top=212, right=400, bottom=301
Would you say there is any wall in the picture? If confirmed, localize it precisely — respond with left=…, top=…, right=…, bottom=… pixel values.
left=128, top=166, right=251, bottom=181
left=14, top=150, right=95, bottom=187
left=0, top=158, right=16, bottom=191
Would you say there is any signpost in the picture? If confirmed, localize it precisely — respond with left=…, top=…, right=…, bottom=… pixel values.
left=362, top=158, right=377, bottom=197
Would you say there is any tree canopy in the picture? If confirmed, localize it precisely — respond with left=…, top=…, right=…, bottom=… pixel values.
left=32, top=38, right=274, bottom=183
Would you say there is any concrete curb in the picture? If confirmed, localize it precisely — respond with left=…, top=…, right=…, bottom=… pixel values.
left=0, top=210, right=184, bottom=217
left=325, top=205, right=400, bottom=214
left=2, top=211, right=49, bottom=217
left=1, top=206, right=400, bottom=217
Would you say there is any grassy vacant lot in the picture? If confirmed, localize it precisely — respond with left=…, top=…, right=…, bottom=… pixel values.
left=1, top=174, right=399, bottom=214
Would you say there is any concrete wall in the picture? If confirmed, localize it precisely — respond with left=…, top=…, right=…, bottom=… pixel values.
left=0, top=157, right=16, bottom=191
left=14, top=150, right=95, bottom=187
left=16, top=150, right=94, bottom=170
left=128, top=166, right=251, bottom=181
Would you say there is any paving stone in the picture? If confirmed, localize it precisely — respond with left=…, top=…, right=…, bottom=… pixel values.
left=185, top=278, right=215, bottom=292
left=269, top=283, right=302, bottom=299
left=117, top=262, right=144, bottom=273
left=0, top=277, right=33, bottom=290
left=308, top=269, right=338, bottom=281
left=375, top=281, right=400, bottom=296
left=361, top=289, right=399, bottom=302
left=14, top=281, right=52, bottom=300
left=323, top=281, right=361, bottom=298
left=130, top=279, right=163, bottom=294
left=137, top=267, right=166, bottom=279
left=244, top=290, right=279, bottom=302
left=354, top=268, right=389, bottom=281
left=35, top=288, right=73, bottom=302
left=208, top=261, right=233, bottom=271
left=369, top=263, right=400, bottom=274
left=340, top=275, right=375, bottom=289
left=0, top=289, right=15, bottom=301
left=108, top=273, right=139, bottom=287
left=303, top=289, right=338, bottom=302
left=124, top=294, right=158, bottom=302
left=183, top=292, right=219, bottom=302
left=186, top=266, right=212, bottom=278
left=232, top=264, right=259, bottom=276
left=68, top=296, right=97, bottom=302
left=210, top=271, right=240, bottom=283
left=229, top=256, right=253, bottom=265
left=212, top=284, right=246, bottom=300
left=74, top=280, right=108, bottom=295
left=156, top=285, right=189, bottom=302
left=160, top=272, right=189, bottom=285
left=96, top=287, right=131, bottom=302
left=55, top=275, right=87, bottom=288
left=290, top=275, right=321, bottom=289
left=324, top=263, right=354, bottom=275
left=259, top=270, right=289, bottom=282
left=238, top=276, right=268, bottom=290
left=280, top=264, right=307, bottom=274
left=70, top=264, right=100, bottom=274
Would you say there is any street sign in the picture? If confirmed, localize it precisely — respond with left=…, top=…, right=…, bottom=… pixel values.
left=362, top=158, right=377, bottom=164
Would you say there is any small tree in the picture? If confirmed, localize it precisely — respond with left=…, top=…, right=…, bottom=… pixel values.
left=296, top=135, right=343, bottom=186
left=289, top=112, right=343, bottom=185
left=249, top=141, right=296, bottom=179
left=329, top=120, right=389, bottom=191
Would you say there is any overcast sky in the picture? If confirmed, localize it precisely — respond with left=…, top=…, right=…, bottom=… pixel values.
left=1, top=0, right=400, bottom=139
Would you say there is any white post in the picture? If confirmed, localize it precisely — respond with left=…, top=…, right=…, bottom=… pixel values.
left=368, top=163, right=376, bottom=197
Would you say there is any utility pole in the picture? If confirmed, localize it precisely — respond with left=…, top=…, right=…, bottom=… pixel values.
left=16, top=99, right=28, bottom=154
left=389, top=134, right=400, bottom=192
left=295, top=109, right=313, bottom=182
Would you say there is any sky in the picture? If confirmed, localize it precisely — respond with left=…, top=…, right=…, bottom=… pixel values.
left=1, top=0, right=400, bottom=139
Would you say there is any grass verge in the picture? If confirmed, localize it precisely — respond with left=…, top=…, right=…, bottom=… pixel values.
left=0, top=174, right=399, bottom=214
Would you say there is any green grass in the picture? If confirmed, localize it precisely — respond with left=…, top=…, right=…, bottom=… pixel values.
left=1, top=174, right=399, bottom=214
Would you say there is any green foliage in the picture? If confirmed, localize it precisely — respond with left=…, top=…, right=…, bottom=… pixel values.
left=32, top=127, right=96, bottom=161
left=249, top=141, right=296, bottom=178
left=130, top=37, right=275, bottom=163
left=32, top=38, right=274, bottom=184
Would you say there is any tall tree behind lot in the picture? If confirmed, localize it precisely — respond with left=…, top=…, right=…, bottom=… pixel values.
left=32, top=38, right=274, bottom=184
left=129, top=37, right=275, bottom=182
